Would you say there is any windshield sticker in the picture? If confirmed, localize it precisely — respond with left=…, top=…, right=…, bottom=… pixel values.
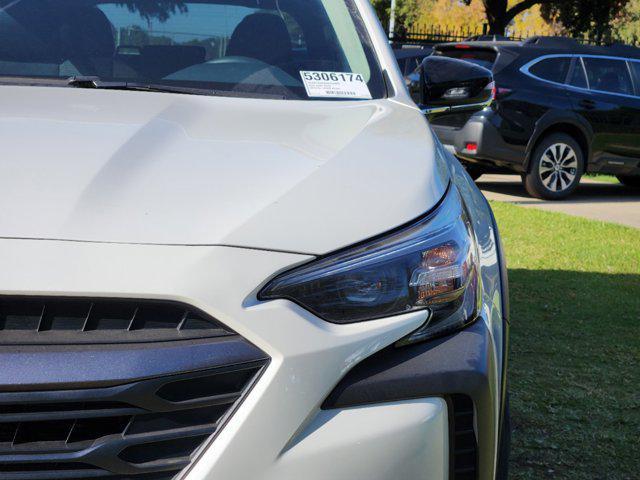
left=300, top=71, right=372, bottom=99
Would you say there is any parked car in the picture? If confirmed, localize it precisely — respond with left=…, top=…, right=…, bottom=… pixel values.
left=393, top=45, right=432, bottom=84
left=431, top=36, right=640, bottom=199
left=0, top=1, right=508, bottom=480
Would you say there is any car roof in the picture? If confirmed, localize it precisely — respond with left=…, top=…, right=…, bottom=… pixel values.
left=435, top=40, right=523, bottom=49
left=434, top=36, right=640, bottom=60
left=393, top=46, right=433, bottom=60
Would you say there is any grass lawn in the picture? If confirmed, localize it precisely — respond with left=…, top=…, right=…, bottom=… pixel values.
left=584, top=174, right=619, bottom=184
left=489, top=202, right=640, bottom=480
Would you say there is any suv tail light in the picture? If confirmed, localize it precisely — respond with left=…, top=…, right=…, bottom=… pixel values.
left=495, top=86, right=513, bottom=98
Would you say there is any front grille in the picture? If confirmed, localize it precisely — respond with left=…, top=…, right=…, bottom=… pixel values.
left=0, top=296, right=269, bottom=480
left=0, top=297, right=232, bottom=344
left=0, top=363, right=265, bottom=480
left=449, top=394, right=478, bottom=480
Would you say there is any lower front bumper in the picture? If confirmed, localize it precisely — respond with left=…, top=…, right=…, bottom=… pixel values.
left=272, top=398, right=448, bottom=480
left=324, top=318, right=499, bottom=480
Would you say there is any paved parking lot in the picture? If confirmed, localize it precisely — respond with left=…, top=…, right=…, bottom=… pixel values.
left=478, top=174, right=640, bottom=229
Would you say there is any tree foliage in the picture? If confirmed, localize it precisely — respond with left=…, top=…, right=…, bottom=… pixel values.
left=460, top=0, right=629, bottom=38
left=415, top=0, right=485, bottom=32
left=612, top=0, right=640, bottom=43
left=414, top=0, right=555, bottom=36
left=115, top=1, right=188, bottom=23
left=459, top=0, right=557, bottom=34
left=370, top=0, right=420, bottom=36
left=541, top=0, right=630, bottom=43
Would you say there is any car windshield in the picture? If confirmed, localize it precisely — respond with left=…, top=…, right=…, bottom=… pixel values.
left=437, top=47, right=497, bottom=70
left=0, top=0, right=385, bottom=100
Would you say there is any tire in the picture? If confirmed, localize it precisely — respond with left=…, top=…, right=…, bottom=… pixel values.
left=617, top=175, right=640, bottom=189
left=495, top=394, right=511, bottom=480
left=524, top=133, right=584, bottom=200
left=463, top=163, right=485, bottom=181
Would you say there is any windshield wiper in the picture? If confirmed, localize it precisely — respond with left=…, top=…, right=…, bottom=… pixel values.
left=67, top=76, right=291, bottom=100
left=67, top=76, right=214, bottom=96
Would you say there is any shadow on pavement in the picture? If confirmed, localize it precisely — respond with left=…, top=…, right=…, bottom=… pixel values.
left=477, top=177, right=640, bottom=204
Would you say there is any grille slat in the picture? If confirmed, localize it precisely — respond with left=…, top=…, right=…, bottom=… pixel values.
left=0, top=364, right=264, bottom=480
left=450, top=394, right=478, bottom=480
left=0, top=298, right=232, bottom=344
left=0, top=464, right=182, bottom=480
left=0, top=406, right=145, bottom=423
left=0, top=371, right=245, bottom=413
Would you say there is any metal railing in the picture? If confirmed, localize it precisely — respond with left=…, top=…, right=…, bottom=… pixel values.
left=391, top=24, right=639, bottom=48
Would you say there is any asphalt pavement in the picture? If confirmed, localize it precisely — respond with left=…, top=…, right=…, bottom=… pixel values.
left=477, top=174, right=640, bottom=229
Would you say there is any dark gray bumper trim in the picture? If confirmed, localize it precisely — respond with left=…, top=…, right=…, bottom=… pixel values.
left=322, top=319, right=498, bottom=480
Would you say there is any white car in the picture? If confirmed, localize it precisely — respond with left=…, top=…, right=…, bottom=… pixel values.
left=0, top=1, right=508, bottom=480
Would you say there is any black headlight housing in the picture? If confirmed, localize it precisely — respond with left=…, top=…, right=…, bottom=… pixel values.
left=259, top=186, right=481, bottom=345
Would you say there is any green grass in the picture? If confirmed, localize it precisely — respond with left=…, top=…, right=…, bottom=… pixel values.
left=490, top=202, right=640, bottom=480
left=584, top=173, right=619, bottom=184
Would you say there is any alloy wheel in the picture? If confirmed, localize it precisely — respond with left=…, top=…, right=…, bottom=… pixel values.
left=538, top=143, right=579, bottom=192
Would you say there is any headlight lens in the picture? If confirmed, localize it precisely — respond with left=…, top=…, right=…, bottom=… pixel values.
left=259, top=186, right=480, bottom=344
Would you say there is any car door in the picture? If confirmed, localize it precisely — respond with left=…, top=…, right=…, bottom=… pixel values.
left=568, top=55, right=640, bottom=171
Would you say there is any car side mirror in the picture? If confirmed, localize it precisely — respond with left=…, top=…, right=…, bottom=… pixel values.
left=409, top=56, right=494, bottom=119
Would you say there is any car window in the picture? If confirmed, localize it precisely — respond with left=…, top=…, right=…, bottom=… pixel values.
left=438, top=48, right=497, bottom=70
left=408, top=55, right=429, bottom=74
left=102, top=5, right=307, bottom=57
left=627, top=61, right=640, bottom=95
left=568, top=58, right=588, bottom=89
left=528, top=57, right=571, bottom=84
left=583, top=57, right=634, bottom=96
left=0, top=0, right=385, bottom=100
left=395, top=57, right=407, bottom=75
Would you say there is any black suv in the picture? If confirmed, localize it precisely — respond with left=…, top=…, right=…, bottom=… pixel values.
left=431, top=36, right=640, bottom=199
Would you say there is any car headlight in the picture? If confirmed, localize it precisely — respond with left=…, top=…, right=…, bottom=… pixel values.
left=259, top=186, right=480, bottom=345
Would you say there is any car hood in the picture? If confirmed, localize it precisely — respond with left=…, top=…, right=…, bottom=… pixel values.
left=0, top=86, right=448, bottom=254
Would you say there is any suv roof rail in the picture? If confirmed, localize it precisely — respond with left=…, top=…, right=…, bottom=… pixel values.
left=464, top=34, right=512, bottom=42
left=523, top=36, right=579, bottom=48
left=606, top=42, right=640, bottom=54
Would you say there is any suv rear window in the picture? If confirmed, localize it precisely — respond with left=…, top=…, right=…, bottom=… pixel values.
left=436, top=47, right=497, bottom=70
left=528, top=57, right=571, bottom=83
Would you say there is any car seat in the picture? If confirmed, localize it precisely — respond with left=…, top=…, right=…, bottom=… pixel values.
left=226, top=13, right=292, bottom=66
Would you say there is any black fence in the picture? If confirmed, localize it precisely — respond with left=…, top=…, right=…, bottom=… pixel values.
left=390, top=24, right=639, bottom=48
left=391, top=24, right=494, bottom=45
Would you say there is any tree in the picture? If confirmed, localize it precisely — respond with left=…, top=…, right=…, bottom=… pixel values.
left=116, top=1, right=188, bottom=23
left=460, top=0, right=628, bottom=39
left=414, top=0, right=555, bottom=36
left=415, top=0, right=486, bottom=32
left=371, top=0, right=420, bottom=36
left=612, top=0, right=640, bottom=44
left=541, top=0, right=630, bottom=43
left=460, top=0, right=557, bottom=34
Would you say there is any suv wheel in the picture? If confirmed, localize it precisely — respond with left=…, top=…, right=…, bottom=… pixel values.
left=524, top=133, right=584, bottom=200
left=617, top=175, right=640, bottom=189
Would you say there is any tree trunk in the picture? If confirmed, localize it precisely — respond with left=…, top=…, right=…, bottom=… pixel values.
left=483, top=0, right=551, bottom=36
left=487, top=13, right=509, bottom=35
left=483, top=0, right=509, bottom=35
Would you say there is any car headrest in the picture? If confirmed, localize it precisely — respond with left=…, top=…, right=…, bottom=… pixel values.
left=226, top=13, right=292, bottom=65
left=140, top=45, right=207, bottom=78
left=597, top=72, right=628, bottom=94
left=61, top=7, right=115, bottom=58
left=0, top=0, right=64, bottom=63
